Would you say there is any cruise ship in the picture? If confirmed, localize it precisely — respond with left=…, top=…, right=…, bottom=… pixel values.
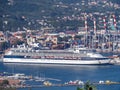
left=2, top=45, right=112, bottom=65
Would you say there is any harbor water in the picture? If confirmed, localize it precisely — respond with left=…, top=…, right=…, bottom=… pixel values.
left=0, top=62, right=120, bottom=90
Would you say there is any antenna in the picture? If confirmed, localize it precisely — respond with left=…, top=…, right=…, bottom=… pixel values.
left=103, top=17, right=107, bottom=32
left=93, top=18, right=96, bottom=36
left=84, top=15, right=88, bottom=31
left=84, top=14, right=88, bottom=47
left=112, top=14, right=117, bottom=29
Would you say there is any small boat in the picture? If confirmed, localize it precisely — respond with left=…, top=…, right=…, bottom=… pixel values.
left=109, top=55, right=120, bottom=65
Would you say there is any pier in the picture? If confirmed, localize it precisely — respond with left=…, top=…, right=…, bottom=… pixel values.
left=10, top=80, right=120, bottom=89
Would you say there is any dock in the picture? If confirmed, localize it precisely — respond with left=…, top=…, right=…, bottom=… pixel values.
left=11, top=80, right=120, bottom=89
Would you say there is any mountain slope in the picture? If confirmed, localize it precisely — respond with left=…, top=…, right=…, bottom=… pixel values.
left=0, top=0, right=120, bottom=32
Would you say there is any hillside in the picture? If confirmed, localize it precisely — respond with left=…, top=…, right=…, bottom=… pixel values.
left=0, top=0, right=120, bottom=32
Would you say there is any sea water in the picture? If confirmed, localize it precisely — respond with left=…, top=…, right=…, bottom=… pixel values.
left=0, top=63, right=120, bottom=90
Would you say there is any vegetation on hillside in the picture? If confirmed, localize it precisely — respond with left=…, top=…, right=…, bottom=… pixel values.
left=0, top=0, right=120, bottom=32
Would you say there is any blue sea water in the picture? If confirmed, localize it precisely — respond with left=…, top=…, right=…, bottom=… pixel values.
left=0, top=62, right=120, bottom=90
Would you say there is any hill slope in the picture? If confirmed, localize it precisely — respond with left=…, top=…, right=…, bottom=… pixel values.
left=0, top=0, right=120, bottom=31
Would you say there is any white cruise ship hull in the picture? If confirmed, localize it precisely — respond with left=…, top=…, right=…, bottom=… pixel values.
left=3, top=58, right=111, bottom=65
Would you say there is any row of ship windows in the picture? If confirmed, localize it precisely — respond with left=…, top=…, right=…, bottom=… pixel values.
left=4, top=55, right=108, bottom=60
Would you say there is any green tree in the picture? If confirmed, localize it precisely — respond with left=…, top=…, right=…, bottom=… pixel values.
left=77, top=87, right=84, bottom=90
left=2, top=80, right=9, bottom=85
left=0, top=87, right=17, bottom=90
left=77, top=81, right=97, bottom=90
left=0, top=42, right=9, bottom=51
left=84, top=82, right=97, bottom=90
